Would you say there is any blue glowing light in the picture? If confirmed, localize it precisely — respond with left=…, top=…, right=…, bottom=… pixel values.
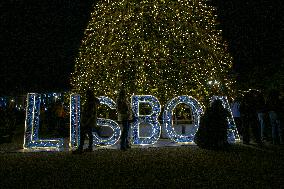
left=210, top=96, right=240, bottom=143
left=131, top=95, right=161, bottom=145
left=93, top=96, right=121, bottom=146
left=163, top=96, right=203, bottom=143
left=69, top=94, right=81, bottom=148
left=23, top=93, right=64, bottom=149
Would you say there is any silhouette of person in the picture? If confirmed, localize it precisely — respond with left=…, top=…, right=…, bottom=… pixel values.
left=240, top=90, right=262, bottom=145
left=55, top=101, right=66, bottom=136
left=195, top=99, right=229, bottom=149
left=73, top=89, right=100, bottom=154
left=255, top=90, right=267, bottom=142
left=231, top=97, right=242, bottom=136
left=267, top=89, right=282, bottom=144
left=116, top=88, right=132, bottom=151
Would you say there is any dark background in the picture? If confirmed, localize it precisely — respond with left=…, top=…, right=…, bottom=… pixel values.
left=0, top=0, right=283, bottom=96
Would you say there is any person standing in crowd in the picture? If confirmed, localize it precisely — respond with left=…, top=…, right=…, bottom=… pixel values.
left=255, top=90, right=267, bottom=142
left=73, top=89, right=100, bottom=154
left=231, top=96, right=242, bottom=137
left=55, top=101, right=66, bottom=136
left=240, top=90, right=262, bottom=145
left=267, top=89, right=282, bottom=145
left=194, top=99, right=229, bottom=149
left=116, top=87, right=132, bottom=151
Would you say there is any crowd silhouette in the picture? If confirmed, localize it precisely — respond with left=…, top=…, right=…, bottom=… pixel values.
left=236, top=89, right=283, bottom=145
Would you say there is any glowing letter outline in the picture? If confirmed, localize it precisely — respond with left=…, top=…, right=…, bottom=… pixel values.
left=210, top=96, right=240, bottom=142
left=23, top=93, right=64, bottom=149
left=131, top=95, right=161, bottom=145
left=69, top=94, right=81, bottom=148
left=163, top=96, right=203, bottom=143
left=92, top=96, right=121, bottom=146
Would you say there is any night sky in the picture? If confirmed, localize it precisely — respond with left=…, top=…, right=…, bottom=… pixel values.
left=0, top=0, right=283, bottom=96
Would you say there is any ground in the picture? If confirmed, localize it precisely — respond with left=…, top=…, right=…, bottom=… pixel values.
left=0, top=125, right=284, bottom=188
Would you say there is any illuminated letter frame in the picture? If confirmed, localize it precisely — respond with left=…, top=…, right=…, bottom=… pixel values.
left=23, top=93, right=64, bottom=149
left=210, top=96, right=240, bottom=143
left=93, top=96, right=121, bottom=146
left=131, top=95, right=161, bottom=145
left=163, top=96, right=203, bottom=143
left=69, top=94, right=81, bottom=148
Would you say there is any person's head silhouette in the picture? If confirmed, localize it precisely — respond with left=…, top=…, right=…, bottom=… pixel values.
left=85, top=89, right=99, bottom=105
left=118, top=88, right=126, bottom=99
left=211, top=99, right=224, bottom=112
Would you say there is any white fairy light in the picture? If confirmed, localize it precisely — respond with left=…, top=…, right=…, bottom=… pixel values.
left=163, top=96, right=203, bottom=143
left=93, top=96, right=121, bottom=146
left=23, top=93, right=64, bottom=149
left=69, top=94, right=81, bottom=148
left=210, top=96, right=240, bottom=143
left=131, top=95, right=161, bottom=145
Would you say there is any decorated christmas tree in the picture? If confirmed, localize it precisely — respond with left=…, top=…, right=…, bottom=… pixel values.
left=71, top=0, right=234, bottom=104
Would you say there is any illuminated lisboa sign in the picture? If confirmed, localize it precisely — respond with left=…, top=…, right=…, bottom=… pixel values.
left=23, top=93, right=240, bottom=150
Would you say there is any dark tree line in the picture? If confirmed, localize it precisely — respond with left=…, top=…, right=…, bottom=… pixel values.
left=212, top=0, right=283, bottom=91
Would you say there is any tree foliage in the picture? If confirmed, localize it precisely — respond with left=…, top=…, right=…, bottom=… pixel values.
left=71, top=0, right=234, bottom=103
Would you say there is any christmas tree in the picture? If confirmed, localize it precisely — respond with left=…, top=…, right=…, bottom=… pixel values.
left=71, top=0, right=234, bottom=104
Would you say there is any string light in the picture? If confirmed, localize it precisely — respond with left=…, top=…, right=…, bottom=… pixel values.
left=23, top=93, right=64, bottom=149
left=131, top=95, right=161, bottom=145
left=71, top=0, right=235, bottom=105
left=69, top=94, right=80, bottom=148
left=163, top=95, right=203, bottom=143
left=210, top=96, right=240, bottom=142
left=94, top=96, right=121, bottom=146
left=23, top=94, right=240, bottom=151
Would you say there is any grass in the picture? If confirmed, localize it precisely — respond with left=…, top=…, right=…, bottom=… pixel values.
left=1, top=126, right=284, bottom=188
left=1, top=144, right=284, bottom=188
